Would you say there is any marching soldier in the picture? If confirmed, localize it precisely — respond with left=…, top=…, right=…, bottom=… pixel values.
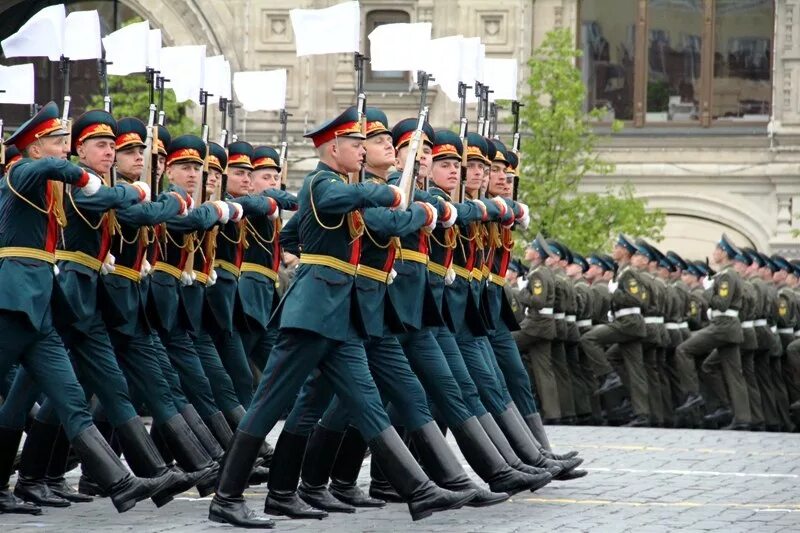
left=567, top=253, right=597, bottom=424
left=769, top=255, right=797, bottom=431
left=0, top=102, right=173, bottom=515
left=208, top=107, right=476, bottom=528
left=580, top=234, right=650, bottom=427
left=514, top=235, right=560, bottom=422
left=674, top=235, right=751, bottom=430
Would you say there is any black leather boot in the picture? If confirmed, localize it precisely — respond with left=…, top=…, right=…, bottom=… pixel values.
left=206, top=411, right=270, bottom=485
left=45, top=425, right=94, bottom=503
left=149, top=424, right=174, bottom=466
left=452, top=417, right=551, bottom=495
left=13, top=420, right=70, bottom=507
left=264, top=430, right=327, bottom=519
left=329, top=426, right=385, bottom=507
left=493, top=408, right=583, bottom=476
left=0, top=427, right=41, bottom=515
left=70, top=425, right=173, bottom=513
left=369, top=426, right=476, bottom=521
left=181, top=405, right=225, bottom=462
left=521, top=410, right=579, bottom=460
left=225, top=406, right=273, bottom=468
left=477, top=413, right=561, bottom=478
left=159, top=414, right=219, bottom=497
left=297, top=424, right=354, bottom=513
left=409, top=421, right=507, bottom=507
left=369, top=457, right=403, bottom=502
left=77, top=417, right=116, bottom=497
left=115, top=417, right=213, bottom=507
left=208, top=430, right=274, bottom=528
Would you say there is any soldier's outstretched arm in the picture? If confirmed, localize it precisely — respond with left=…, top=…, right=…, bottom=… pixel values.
left=362, top=202, right=430, bottom=238
left=262, top=189, right=299, bottom=211
left=70, top=181, right=146, bottom=212
left=235, top=194, right=279, bottom=218
left=167, top=202, right=224, bottom=232
left=116, top=191, right=185, bottom=227
left=310, top=173, right=400, bottom=214
left=8, top=157, right=95, bottom=195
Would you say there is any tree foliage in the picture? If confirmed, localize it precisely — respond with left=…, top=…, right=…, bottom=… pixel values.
left=516, top=28, right=665, bottom=253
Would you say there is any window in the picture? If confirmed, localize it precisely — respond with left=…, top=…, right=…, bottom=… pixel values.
left=365, top=9, right=411, bottom=90
left=580, top=0, right=774, bottom=127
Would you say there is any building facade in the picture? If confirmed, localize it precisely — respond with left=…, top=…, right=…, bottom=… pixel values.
left=1, top=0, right=797, bottom=256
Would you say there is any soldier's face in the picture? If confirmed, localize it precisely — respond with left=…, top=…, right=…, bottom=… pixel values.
left=365, top=133, right=394, bottom=170
left=733, top=261, right=747, bottom=275
left=566, top=263, right=582, bottom=277
left=505, top=270, right=519, bottom=284
left=430, top=158, right=460, bottom=193
left=586, top=264, right=602, bottom=280
left=167, top=162, right=202, bottom=195
left=395, top=144, right=432, bottom=178
left=524, top=247, right=538, bottom=263
left=711, top=246, right=725, bottom=265
left=465, top=160, right=486, bottom=193
left=78, top=137, right=116, bottom=175
left=332, top=137, right=366, bottom=174
left=631, top=253, right=648, bottom=269
left=252, top=168, right=280, bottom=193
left=157, top=154, right=166, bottom=178
left=681, top=272, right=695, bottom=285
left=227, top=167, right=251, bottom=197
left=612, top=244, right=627, bottom=262
left=206, top=169, right=221, bottom=197
left=488, top=163, right=511, bottom=197
left=115, top=146, right=144, bottom=180
left=31, top=135, right=70, bottom=160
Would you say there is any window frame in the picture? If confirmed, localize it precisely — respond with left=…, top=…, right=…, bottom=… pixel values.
left=578, top=0, right=775, bottom=129
left=364, top=8, right=412, bottom=91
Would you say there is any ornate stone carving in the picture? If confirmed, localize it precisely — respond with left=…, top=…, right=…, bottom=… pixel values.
left=554, top=6, right=563, bottom=28
left=479, top=13, right=507, bottom=45
left=261, top=12, right=291, bottom=43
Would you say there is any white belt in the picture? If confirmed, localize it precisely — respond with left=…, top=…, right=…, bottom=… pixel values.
left=711, top=309, right=739, bottom=319
left=665, top=323, right=680, bottom=330
left=566, top=315, right=577, bottom=323
left=771, top=325, right=778, bottom=334
left=754, top=319, right=768, bottom=327
left=576, top=319, right=592, bottom=328
left=554, top=313, right=566, bottom=320
left=615, top=307, right=641, bottom=319
left=794, top=330, right=800, bottom=338
left=644, top=316, right=664, bottom=324
left=539, top=307, right=554, bottom=316
left=778, top=328, right=794, bottom=335
left=741, top=321, right=754, bottom=329
left=678, top=322, right=689, bottom=329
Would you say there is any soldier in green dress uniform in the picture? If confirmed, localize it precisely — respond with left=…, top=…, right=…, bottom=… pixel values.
left=208, top=106, right=476, bottom=528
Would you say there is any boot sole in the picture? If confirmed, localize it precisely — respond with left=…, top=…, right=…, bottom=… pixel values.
left=209, top=510, right=275, bottom=529
left=297, top=492, right=356, bottom=514
left=410, top=491, right=477, bottom=521
left=263, top=504, right=328, bottom=520
left=465, top=494, right=510, bottom=507
left=527, top=476, right=552, bottom=492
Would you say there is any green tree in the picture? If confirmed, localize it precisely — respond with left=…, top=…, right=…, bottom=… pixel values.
left=88, top=75, right=198, bottom=137
left=516, top=28, right=664, bottom=253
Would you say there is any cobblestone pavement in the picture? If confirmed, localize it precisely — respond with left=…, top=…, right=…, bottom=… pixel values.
left=2, top=422, right=798, bottom=532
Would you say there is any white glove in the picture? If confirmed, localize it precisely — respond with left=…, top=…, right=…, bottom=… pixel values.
left=229, top=202, right=244, bottom=223
left=445, top=267, right=456, bottom=286
left=418, top=202, right=438, bottom=232
left=208, top=269, right=218, bottom=287
left=518, top=278, right=529, bottom=290
left=517, top=203, right=531, bottom=230
left=267, top=198, right=280, bottom=221
left=608, top=280, right=619, bottom=293
left=388, top=184, right=406, bottom=210
left=388, top=268, right=397, bottom=285
left=100, top=254, right=116, bottom=275
left=608, top=310, right=614, bottom=322
left=213, top=200, right=231, bottom=224
left=706, top=308, right=713, bottom=321
left=53, top=264, right=60, bottom=276
left=82, top=172, right=102, bottom=197
left=132, top=181, right=151, bottom=202
left=702, top=276, right=714, bottom=290
left=180, top=271, right=193, bottom=286
left=140, top=259, right=152, bottom=277
left=441, top=202, right=458, bottom=228
left=186, top=195, right=195, bottom=211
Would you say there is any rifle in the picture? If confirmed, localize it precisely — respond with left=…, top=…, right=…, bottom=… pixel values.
left=98, top=51, right=116, bottom=187
left=396, top=105, right=429, bottom=211
left=217, top=97, right=230, bottom=201
left=157, top=75, right=168, bottom=126
left=278, top=108, right=291, bottom=191
left=353, top=52, right=368, bottom=184
left=475, top=82, right=484, bottom=138
left=511, top=100, right=523, bottom=201
left=415, top=70, right=433, bottom=191
left=0, top=118, right=5, bottom=176
left=454, top=81, right=471, bottom=204
left=480, top=85, right=493, bottom=136
left=198, top=89, right=212, bottom=206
